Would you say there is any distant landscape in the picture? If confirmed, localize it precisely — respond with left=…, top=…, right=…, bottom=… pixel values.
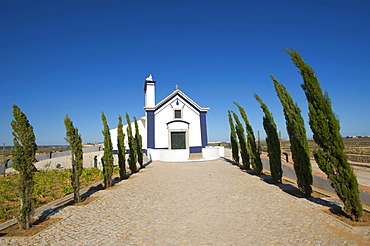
left=1, top=137, right=369, bottom=164
left=210, top=136, right=370, bottom=158
left=0, top=143, right=102, bottom=163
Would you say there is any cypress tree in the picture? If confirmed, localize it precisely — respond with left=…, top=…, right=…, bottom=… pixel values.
left=254, top=94, right=283, bottom=182
left=101, top=112, right=113, bottom=188
left=126, top=113, right=137, bottom=174
left=117, top=115, right=126, bottom=179
left=287, top=49, right=363, bottom=221
left=134, top=116, right=144, bottom=169
left=271, top=76, right=313, bottom=195
left=10, top=105, right=37, bottom=229
left=228, top=111, right=239, bottom=164
left=64, top=115, right=83, bottom=203
left=2, top=144, right=7, bottom=177
left=231, top=111, right=250, bottom=169
left=234, top=102, right=263, bottom=174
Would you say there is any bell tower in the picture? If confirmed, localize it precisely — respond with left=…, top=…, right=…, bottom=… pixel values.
left=144, top=74, right=156, bottom=108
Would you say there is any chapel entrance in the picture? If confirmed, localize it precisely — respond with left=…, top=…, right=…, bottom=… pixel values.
left=171, top=131, right=186, bottom=149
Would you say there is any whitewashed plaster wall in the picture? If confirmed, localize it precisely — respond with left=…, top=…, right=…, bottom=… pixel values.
left=110, top=117, right=147, bottom=151
left=154, top=95, right=202, bottom=149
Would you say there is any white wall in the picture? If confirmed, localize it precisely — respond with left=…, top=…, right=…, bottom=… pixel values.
left=154, top=95, right=202, bottom=149
left=145, top=82, right=155, bottom=107
left=110, top=117, right=147, bottom=151
left=31, top=151, right=106, bottom=171
left=147, top=147, right=223, bottom=162
left=203, top=146, right=224, bottom=160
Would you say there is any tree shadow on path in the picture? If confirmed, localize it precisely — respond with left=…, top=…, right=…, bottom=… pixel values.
left=222, top=156, right=341, bottom=210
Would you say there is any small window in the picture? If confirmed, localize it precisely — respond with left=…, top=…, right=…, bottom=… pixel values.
left=174, top=110, right=182, bottom=119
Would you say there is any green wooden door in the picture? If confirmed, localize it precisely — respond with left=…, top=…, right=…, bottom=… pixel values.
left=171, top=132, right=186, bottom=149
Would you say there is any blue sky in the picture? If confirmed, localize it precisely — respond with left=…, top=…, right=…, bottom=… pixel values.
left=1, top=0, right=370, bottom=145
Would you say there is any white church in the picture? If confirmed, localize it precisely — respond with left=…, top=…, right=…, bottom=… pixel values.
left=110, top=75, right=224, bottom=161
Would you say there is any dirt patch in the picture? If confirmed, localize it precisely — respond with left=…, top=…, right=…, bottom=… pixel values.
left=322, top=221, right=370, bottom=246
left=323, top=207, right=370, bottom=227
left=283, top=189, right=328, bottom=198
left=55, top=195, right=100, bottom=207
left=0, top=196, right=99, bottom=237
left=0, top=217, right=61, bottom=237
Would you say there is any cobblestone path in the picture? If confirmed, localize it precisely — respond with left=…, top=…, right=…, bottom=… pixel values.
left=1, top=158, right=369, bottom=245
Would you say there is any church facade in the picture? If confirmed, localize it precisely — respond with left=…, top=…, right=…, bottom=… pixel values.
left=144, top=75, right=209, bottom=153
left=111, top=75, right=222, bottom=161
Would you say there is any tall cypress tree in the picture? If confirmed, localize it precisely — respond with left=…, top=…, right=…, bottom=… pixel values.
left=2, top=145, right=6, bottom=177
left=134, top=116, right=144, bottom=169
left=286, top=49, right=363, bottom=221
left=117, top=115, right=126, bottom=179
left=228, top=111, right=239, bottom=164
left=64, top=115, right=83, bottom=203
left=271, top=76, right=312, bottom=195
left=234, top=102, right=263, bottom=174
left=232, top=111, right=250, bottom=169
left=11, top=105, right=37, bottom=230
left=101, top=112, right=113, bottom=188
left=254, top=94, right=282, bottom=182
left=126, top=113, right=137, bottom=174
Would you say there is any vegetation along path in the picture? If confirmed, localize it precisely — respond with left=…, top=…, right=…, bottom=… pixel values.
left=1, top=157, right=369, bottom=245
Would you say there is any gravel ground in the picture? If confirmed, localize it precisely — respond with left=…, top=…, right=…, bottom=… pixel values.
left=1, top=155, right=369, bottom=245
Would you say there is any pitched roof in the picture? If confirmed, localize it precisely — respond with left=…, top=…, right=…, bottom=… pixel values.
left=144, top=89, right=210, bottom=112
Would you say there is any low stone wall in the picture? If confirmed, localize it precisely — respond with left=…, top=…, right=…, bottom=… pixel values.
left=203, top=146, right=224, bottom=160
left=147, top=147, right=224, bottom=162
left=160, top=149, right=190, bottom=162
left=284, top=152, right=370, bottom=164
left=34, top=151, right=108, bottom=170
left=261, top=157, right=370, bottom=206
left=3, top=151, right=105, bottom=174
left=347, top=154, right=370, bottom=163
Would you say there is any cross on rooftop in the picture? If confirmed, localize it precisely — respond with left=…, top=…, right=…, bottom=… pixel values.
left=175, top=84, right=179, bottom=89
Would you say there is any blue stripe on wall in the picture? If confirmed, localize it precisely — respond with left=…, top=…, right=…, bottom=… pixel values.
left=190, top=146, right=202, bottom=153
left=147, top=110, right=155, bottom=148
left=200, top=111, right=208, bottom=147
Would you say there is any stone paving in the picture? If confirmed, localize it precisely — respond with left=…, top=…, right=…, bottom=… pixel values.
left=1, top=156, right=370, bottom=245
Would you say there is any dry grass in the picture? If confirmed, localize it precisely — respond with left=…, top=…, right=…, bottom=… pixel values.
left=0, top=167, right=121, bottom=223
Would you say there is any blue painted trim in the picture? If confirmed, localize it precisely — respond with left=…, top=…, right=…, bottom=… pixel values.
left=147, top=110, right=155, bottom=148
left=155, top=91, right=208, bottom=114
left=190, top=146, right=202, bottom=153
left=200, top=111, right=208, bottom=148
left=166, top=120, right=190, bottom=127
